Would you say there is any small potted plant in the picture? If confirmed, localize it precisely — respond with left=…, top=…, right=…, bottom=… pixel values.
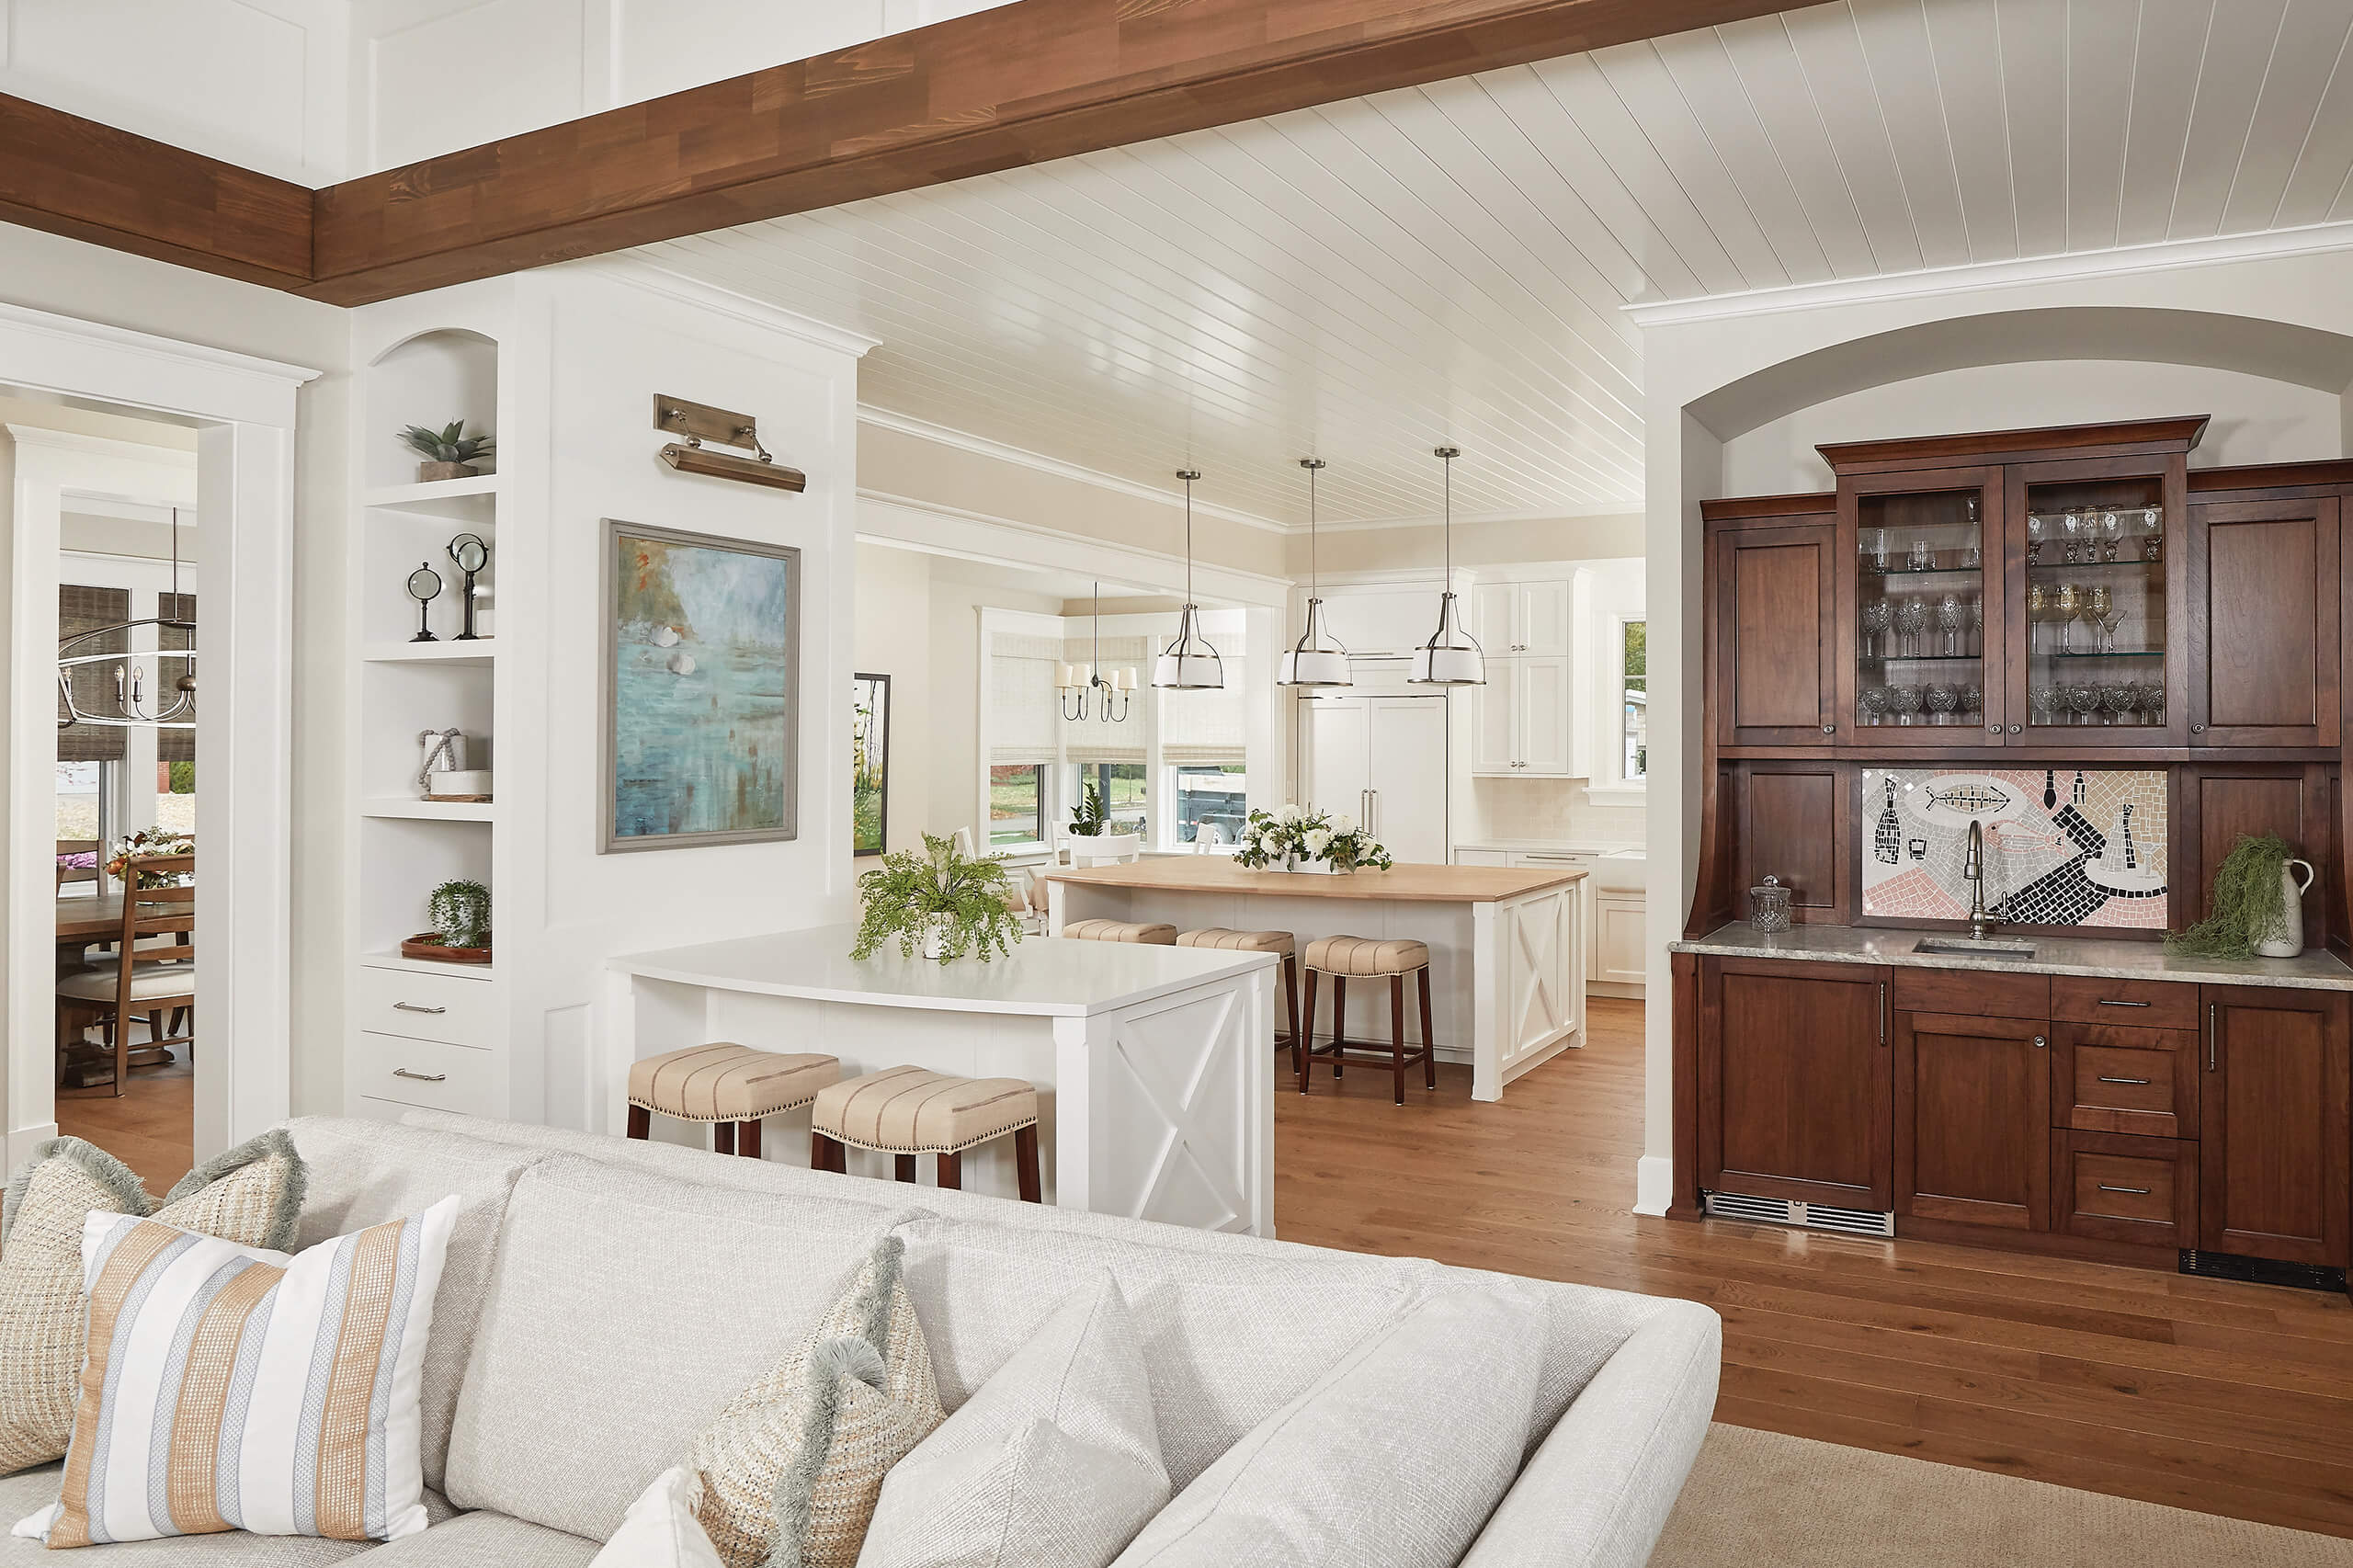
left=1062, top=782, right=1142, bottom=865
left=853, top=834, right=1025, bottom=963
left=399, top=420, right=495, bottom=483
left=403, top=878, right=492, bottom=964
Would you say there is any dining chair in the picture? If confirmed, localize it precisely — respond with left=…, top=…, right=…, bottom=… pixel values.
left=55, top=852, right=196, bottom=1096
left=54, top=839, right=97, bottom=892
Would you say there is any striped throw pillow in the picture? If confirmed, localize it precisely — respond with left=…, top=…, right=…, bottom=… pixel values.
left=18, top=1196, right=458, bottom=1549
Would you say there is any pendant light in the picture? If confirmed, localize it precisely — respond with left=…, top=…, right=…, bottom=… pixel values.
left=1409, top=445, right=1485, bottom=686
left=57, top=506, right=198, bottom=732
left=1153, top=469, right=1223, bottom=689
left=1277, top=457, right=1351, bottom=687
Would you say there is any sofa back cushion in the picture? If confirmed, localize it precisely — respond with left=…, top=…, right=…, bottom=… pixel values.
left=442, top=1156, right=911, bottom=1542
left=891, top=1215, right=1434, bottom=1488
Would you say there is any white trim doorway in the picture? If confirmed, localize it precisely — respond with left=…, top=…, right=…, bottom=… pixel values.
left=1, top=302, right=317, bottom=1174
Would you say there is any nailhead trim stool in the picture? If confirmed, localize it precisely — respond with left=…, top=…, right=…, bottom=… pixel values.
left=1178, top=928, right=1301, bottom=1058
left=1063, top=919, right=1178, bottom=944
left=1301, top=936, right=1437, bottom=1106
left=626, top=1042, right=841, bottom=1158
left=810, top=1064, right=1043, bottom=1200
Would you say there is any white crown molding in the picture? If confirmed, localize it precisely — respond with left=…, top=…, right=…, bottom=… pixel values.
left=1624, top=219, right=2353, bottom=328
left=0, top=301, right=318, bottom=428
left=594, top=259, right=882, bottom=358
left=2, top=425, right=199, bottom=467
left=857, top=405, right=1292, bottom=536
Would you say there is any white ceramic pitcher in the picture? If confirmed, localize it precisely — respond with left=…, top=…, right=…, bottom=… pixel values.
left=2254, top=858, right=2317, bottom=959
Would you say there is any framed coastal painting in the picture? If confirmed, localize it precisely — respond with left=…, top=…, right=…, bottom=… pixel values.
left=852, top=672, right=891, bottom=856
left=600, top=518, right=800, bottom=853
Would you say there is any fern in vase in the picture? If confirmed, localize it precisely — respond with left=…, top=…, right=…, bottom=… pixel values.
left=852, top=834, right=1025, bottom=962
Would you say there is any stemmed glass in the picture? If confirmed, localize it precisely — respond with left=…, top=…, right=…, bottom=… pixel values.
left=1893, top=597, right=1927, bottom=657
left=2086, top=585, right=2114, bottom=653
left=2099, top=511, right=2124, bottom=562
left=1860, top=599, right=1893, bottom=658
left=1960, top=681, right=1984, bottom=720
left=2101, top=684, right=2138, bottom=726
left=1859, top=686, right=1890, bottom=727
left=2060, top=508, right=2086, bottom=564
left=2135, top=681, right=2165, bottom=725
left=1937, top=593, right=1964, bottom=655
left=2026, top=513, right=2048, bottom=564
left=2066, top=685, right=2101, bottom=725
left=1887, top=685, right=1924, bottom=727
left=1969, top=595, right=1984, bottom=655
left=2026, top=582, right=2048, bottom=652
left=2137, top=507, right=2162, bottom=563
left=1924, top=684, right=1959, bottom=725
left=2054, top=583, right=2083, bottom=652
left=2029, top=685, right=2058, bottom=727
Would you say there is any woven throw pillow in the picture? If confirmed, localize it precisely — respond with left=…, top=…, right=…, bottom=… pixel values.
left=14, top=1194, right=458, bottom=1549
left=1110, top=1288, right=1542, bottom=1568
left=689, top=1233, right=945, bottom=1568
left=593, top=1468, right=726, bottom=1568
left=0, top=1131, right=305, bottom=1476
left=859, top=1272, right=1169, bottom=1568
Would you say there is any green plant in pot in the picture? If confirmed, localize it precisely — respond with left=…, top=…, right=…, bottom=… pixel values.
left=399, top=420, right=495, bottom=483
left=2167, top=835, right=2311, bottom=960
left=852, top=833, right=1024, bottom=963
left=426, top=878, right=491, bottom=951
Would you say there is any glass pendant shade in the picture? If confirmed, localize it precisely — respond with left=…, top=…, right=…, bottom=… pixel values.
left=1409, top=591, right=1484, bottom=686
left=1278, top=597, right=1351, bottom=687
left=1154, top=603, right=1224, bottom=688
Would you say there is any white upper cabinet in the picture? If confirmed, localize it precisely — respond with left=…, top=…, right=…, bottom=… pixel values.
left=1470, top=657, right=1570, bottom=778
left=1472, top=579, right=1570, bottom=657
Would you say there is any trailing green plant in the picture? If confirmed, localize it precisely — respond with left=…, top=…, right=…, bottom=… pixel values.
left=426, top=878, right=492, bottom=949
left=2165, top=834, right=2290, bottom=960
left=398, top=420, right=495, bottom=467
left=852, top=833, right=1024, bottom=963
left=1067, top=782, right=1110, bottom=838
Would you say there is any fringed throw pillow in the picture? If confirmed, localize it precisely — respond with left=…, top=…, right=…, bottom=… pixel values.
left=0, top=1131, right=305, bottom=1475
left=689, top=1233, right=945, bottom=1568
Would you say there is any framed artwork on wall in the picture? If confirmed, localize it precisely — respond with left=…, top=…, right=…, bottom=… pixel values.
left=852, top=672, right=891, bottom=856
left=599, top=518, right=800, bottom=853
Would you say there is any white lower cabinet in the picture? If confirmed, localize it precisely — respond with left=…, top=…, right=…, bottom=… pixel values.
left=1449, top=847, right=1646, bottom=996
left=354, top=1032, right=503, bottom=1117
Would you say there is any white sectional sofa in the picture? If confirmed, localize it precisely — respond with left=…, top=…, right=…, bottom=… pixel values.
left=1, top=1113, right=1720, bottom=1565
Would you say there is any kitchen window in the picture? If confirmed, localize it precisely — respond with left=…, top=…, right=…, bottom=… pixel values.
left=1621, top=619, right=1646, bottom=783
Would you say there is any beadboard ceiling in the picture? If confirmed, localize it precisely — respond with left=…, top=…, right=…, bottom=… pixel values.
left=638, top=0, right=2353, bottom=527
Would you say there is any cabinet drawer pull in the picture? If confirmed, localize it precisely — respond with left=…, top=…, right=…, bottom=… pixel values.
left=2096, top=1184, right=2152, bottom=1196
left=2097, top=998, right=2153, bottom=1008
left=392, top=1002, right=447, bottom=1015
left=2096, top=1075, right=2152, bottom=1085
left=2208, top=1003, right=2218, bottom=1073
left=2032, top=1035, right=2046, bottom=1050
left=392, top=1069, right=447, bottom=1083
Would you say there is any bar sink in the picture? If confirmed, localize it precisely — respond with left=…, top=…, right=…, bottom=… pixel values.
left=1912, top=937, right=2038, bottom=960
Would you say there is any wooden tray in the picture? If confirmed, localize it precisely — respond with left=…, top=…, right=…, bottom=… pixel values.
left=423, top=793, right=492, bottom=803
left=400, top=932, right=493, bottom=964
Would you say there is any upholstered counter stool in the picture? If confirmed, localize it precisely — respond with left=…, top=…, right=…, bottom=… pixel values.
left=626, top=1043, right=840, bottom=1159
left=1063, top=919, right=1177, bottom=944
left=1301, top=936, right=1436, bottom=1106
left=1177, top=928, right=1301, bottom=1063
left=811, top=1064, right=1043, bottom=1201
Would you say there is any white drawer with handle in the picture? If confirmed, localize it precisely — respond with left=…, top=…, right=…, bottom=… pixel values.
left=354, top=1033, right=502, bottom=1117
left=355, top=964, right=502, bottom=1048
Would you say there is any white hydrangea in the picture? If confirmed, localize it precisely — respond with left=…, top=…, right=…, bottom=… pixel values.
left=1278, top=802, right=1303, bottom=823
left=1331, top=813, right=1357, bottom=835
left=1303, top=828, right=1334, bottom=857
left=1258, top=829, right=1284, bottom=856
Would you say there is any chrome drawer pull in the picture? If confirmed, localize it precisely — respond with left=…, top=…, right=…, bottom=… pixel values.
left=392, top=1002, right=447, bottom=1015
left=2096, top=1184, right=2151, bottom=1196
left=392, top=1069, right=447, bottom=1083
left=2096, top=1075, right=2152, bottom=1085
left=2097, top=999, right=2152, bottom=1008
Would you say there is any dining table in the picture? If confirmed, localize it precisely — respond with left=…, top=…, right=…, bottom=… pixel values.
left=56, top=892, right=127, bottom=946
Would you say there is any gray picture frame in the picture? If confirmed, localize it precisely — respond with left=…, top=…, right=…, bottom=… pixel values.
left=598, top=517, right=801, bottom=854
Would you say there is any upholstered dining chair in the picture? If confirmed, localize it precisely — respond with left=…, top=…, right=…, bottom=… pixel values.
left=56, top=851, right=196, bottom=1095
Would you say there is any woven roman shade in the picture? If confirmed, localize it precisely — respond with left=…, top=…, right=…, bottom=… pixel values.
left=56, top=585, right=129, bottom=764
left=986, top=631, right=1061, bottom=767
left=157, top=591, right=196, bottom=764
left=1063, top=634, right=1147, bottom=764
left=1162, top=675, right=1245, bottom=765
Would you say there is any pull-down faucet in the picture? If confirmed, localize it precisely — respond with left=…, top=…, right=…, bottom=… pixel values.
left=1963, top=819, right=1995, bottom=941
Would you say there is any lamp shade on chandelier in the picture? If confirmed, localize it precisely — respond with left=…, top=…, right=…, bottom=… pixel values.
left=1277, top=457, right=1350, bottom=687
left=1409, top=445, right=1485, bottom=687
left=1152, top=468, right=1223, bottom=689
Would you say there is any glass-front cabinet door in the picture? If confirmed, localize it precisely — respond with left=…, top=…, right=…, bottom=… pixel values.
left=1840, top=469, right=2004, bottom=746
left=2004, top=456, right=2186, bottom=748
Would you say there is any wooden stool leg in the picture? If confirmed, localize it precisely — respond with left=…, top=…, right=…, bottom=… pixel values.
left=1279, top=953, right=1300, bottom=1053
left=895, top=1153, right=917, bottom=1184
left=1330, top=976, right=1347, bottom=1077
left=1419, top=968, right=1437, bottom=1090
left=737, top=1119, right=762, bottom=1160
left=1014, top=1124, right=1043, bottom=1203
left=938, top=1152, right=963, bottom=1189
left=112, top=1008, right=127, bottom=1097
left=1389, top=973, right=1407, bottom=1106
left=712, top=1121, right=736, bottom=1156
left=811, top=1131, right=846, bottom=1173
left=627, top=1105, right=652, bottom=1141
left=148, top=1009, right=165, bottom=1050
left=1298, top=969, right=1319, bottom=1091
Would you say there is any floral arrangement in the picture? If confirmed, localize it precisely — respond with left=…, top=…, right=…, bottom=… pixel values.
left=105, top=829, right=194, bottom=888
left=853, top=833, right=1026, bottom=962
left=1230, top=803, right=1394, bottom=872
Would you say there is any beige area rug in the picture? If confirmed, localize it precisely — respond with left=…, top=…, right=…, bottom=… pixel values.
left=1652, top=1425, right=2353, bottom=1567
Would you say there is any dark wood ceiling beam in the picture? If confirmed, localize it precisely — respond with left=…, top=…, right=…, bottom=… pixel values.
left=0, top=94, right=313, bottom=290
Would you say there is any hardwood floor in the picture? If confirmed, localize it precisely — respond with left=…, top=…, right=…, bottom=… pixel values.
left=54, top=1053, right=193, bottom=1199
left=1275, top=996, right=2353, bottom=1540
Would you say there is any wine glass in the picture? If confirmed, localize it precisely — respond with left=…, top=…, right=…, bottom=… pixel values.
left=2060, top=508, right=2086, bottom=564
left=1925, top=684, right=1959, bottom=725
left=2026, top=582, right=2048, bottom=652
left=2099, top=597, right=2127, bottom=655
left=2135, top=681, right=2165, bottom=724
left=1888, top=685, right=1923, bottom=727
left=1859, top=686, right=1890, bottom=727
left=1860, top=598, right=1893, bottom=658
left=1960, top=681, right=1984, bottom=719
left=2054, top=583, right=2083, bottom=652
left=2100, top=510, right=2124, bottom=562
left=1893, top=597, right=1927, bottom=656
left=2137, top=506, right=2162, bottom=562
left=2066, top=685, right=2100, bottom=725
left=1937, top=593, right=1964, bottom=655
left=2101, top=684, right=2137, bottom=726
left=2086, top=584, right=2114, bottom=653
left=2029, top=685, right=2058, bottom=726
left=2026, top=512, right=2048, bottom=564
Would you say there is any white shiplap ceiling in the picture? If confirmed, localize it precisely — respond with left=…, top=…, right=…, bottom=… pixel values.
left=638, top=0, right=2353, bottom=526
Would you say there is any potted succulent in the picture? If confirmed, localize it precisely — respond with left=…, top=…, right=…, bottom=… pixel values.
left=402, top=878, right=492, bottom=964
left=853, top=833, right=1025, bottom=963
left=399, top=420, right=496, bottom=483
left=1062, top=782, right=1142, bottom=864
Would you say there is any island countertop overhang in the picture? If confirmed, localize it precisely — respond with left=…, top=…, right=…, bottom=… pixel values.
left=1040, top=860, right=1586, bottom=902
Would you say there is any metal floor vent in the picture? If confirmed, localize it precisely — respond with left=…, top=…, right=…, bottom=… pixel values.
left=2180, top=1250, right=2347, bottom=1293
left=1703, top=1190, right=1896, bottom=1237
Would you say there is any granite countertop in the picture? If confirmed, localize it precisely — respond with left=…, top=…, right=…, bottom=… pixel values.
left=1670, top=922, right=2353, bottom=993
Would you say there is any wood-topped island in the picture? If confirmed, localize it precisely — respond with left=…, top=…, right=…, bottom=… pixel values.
left=1045, top=859, right=1586, bottom=1100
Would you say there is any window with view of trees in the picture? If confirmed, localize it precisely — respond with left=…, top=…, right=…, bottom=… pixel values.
left=989, top=763, right=1045, bottom=847
left=1622, top=619, right=1646, bottom=782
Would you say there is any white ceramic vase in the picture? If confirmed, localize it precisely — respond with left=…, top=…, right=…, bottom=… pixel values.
left=920, top=915, right=954, bottom=960
left=2253, top=858, right=2316, bottom=959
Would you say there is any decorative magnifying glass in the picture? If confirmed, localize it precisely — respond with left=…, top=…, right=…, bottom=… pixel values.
left=447, top=533, right=490, bottom=641
left=406, top=562, right=443, bottom=642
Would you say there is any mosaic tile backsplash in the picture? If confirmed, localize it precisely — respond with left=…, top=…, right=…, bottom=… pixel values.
left=1859, top=768, right=2166, bottom=930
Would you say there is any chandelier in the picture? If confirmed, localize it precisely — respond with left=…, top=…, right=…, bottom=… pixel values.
left=58, top=506, right=195, bottom=732
left=1060, top=583, right=1135, bottom=721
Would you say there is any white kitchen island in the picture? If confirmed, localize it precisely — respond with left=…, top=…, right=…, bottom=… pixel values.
left=601, top=925, right=1279, bottom=1235
left=1044, top=859, right=1586, bottom=1102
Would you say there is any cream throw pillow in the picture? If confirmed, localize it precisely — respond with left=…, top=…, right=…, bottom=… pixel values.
left=0, top=1131, right=305, bottom=1475
left=595, top=1468, right=726, bottom=1568
left=1110, top=1289, right=1542, bottom=1568
left=690, top=1234, right=945, bottom=1568
left=858, top=1272, right=1169, bottom=1568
